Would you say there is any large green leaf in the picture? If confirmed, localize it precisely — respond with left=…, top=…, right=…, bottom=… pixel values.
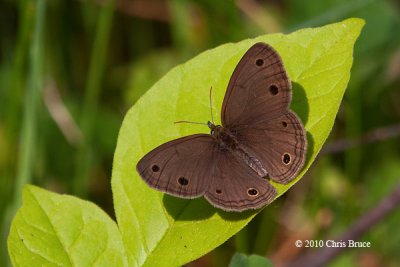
left=8, top=18, right=364, bottom=267
left=112, top=18, right=364, bottom=266
left=8, top=186, right=128, bottom=267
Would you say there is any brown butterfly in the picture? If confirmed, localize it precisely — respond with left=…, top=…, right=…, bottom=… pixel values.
left=136, top=42, right=307, bottom=212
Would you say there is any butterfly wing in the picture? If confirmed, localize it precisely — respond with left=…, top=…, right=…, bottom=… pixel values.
left=136, top=133, right=277, bottom=211
left=221, top=42, right=292, bottom=128
left=205, top=151, right=276, bottom=212
left=222, top=42, right=307, bottom=184
left=236, top=112, right=307, bottom=184
left=136, top=134, right=217, bottom=198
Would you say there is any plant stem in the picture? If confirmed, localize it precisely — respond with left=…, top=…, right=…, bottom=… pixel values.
left=73, top=0, right=115, bottom=196
left=3, top=0, right=46, bottom=266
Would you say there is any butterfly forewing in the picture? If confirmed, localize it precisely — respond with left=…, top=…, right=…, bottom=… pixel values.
left=136, top=134, right=217, bottom=198
left=222, top=43, right=292, bottom=128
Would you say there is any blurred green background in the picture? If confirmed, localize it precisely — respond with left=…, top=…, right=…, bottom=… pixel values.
left=1, top=0, right=400, bottom=266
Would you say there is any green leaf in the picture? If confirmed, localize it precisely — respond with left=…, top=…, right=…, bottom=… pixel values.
left=229, top=253, right=274, bottom=267
left=112, top=18, right=364, bottom=266
left=8, top=185, right=128, bottom=267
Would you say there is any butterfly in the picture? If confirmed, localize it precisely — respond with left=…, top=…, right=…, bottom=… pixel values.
left=136, top=42, right=307, bottom=212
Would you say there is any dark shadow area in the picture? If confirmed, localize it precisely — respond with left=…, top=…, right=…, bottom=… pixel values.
left=163, top=194, right=216, bottom=221
left=304, top=131, right=315, bottom=168
left=217, top=207, right=259, bottom=221
left=163, top=194, right=259, bottom=222
left=291, top=81, right=314, bottom=168
left=291, top=82, right=309, bottom=126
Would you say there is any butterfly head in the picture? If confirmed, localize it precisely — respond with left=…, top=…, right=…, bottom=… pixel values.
left=208, top=121, right=238, bottom=150
left=207, top=121, right=216, bottom=130
left=208, top=121, right=221, bottom=137
left=208, top=121, right=222, bottom=136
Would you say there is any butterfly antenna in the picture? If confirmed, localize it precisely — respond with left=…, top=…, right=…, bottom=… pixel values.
left=174, top=86, right=214, bottom=127
left=209, top=86, right=214, bottom=124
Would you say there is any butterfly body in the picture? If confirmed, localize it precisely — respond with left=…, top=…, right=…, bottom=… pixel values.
left=137, top=43, right=307, bottom=212
left=208, top=121, right=238, bottom=150
left=209, top=121, right=267, bottom=177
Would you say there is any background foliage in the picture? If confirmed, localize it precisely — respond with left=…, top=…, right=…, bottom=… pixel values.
left=1, top=0, right=400, bottom=266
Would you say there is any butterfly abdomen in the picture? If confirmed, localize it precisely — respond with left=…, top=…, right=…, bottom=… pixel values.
left=210, top=125, right=268, bottom=178
left=234, top=146, right=268, bottom=177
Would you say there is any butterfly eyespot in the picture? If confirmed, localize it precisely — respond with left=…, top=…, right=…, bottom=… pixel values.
left=282, top=121, right=288, bottom=127
left=216, top=189, right=222, bottom=194
left=178, top=177, right=189, bottom=186
left=151, top=165, right=160, bottom=172
left=255, top=59, right=264, bottom=66
left=269, top=85, right=279, bottom=95
left=247, top=188, right=258, bottom=196
left=282, top=153, right=291, bottom=164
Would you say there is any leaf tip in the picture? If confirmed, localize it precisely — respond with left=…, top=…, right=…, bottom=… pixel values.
left=342, top=17, right=366, bottom=32
left=22, top=184, right=39, bottom=200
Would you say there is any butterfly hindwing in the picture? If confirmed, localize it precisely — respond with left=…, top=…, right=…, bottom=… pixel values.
left=236, top=111, right=307, bottom=184
left=205, top=151, right=277, bottom=212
